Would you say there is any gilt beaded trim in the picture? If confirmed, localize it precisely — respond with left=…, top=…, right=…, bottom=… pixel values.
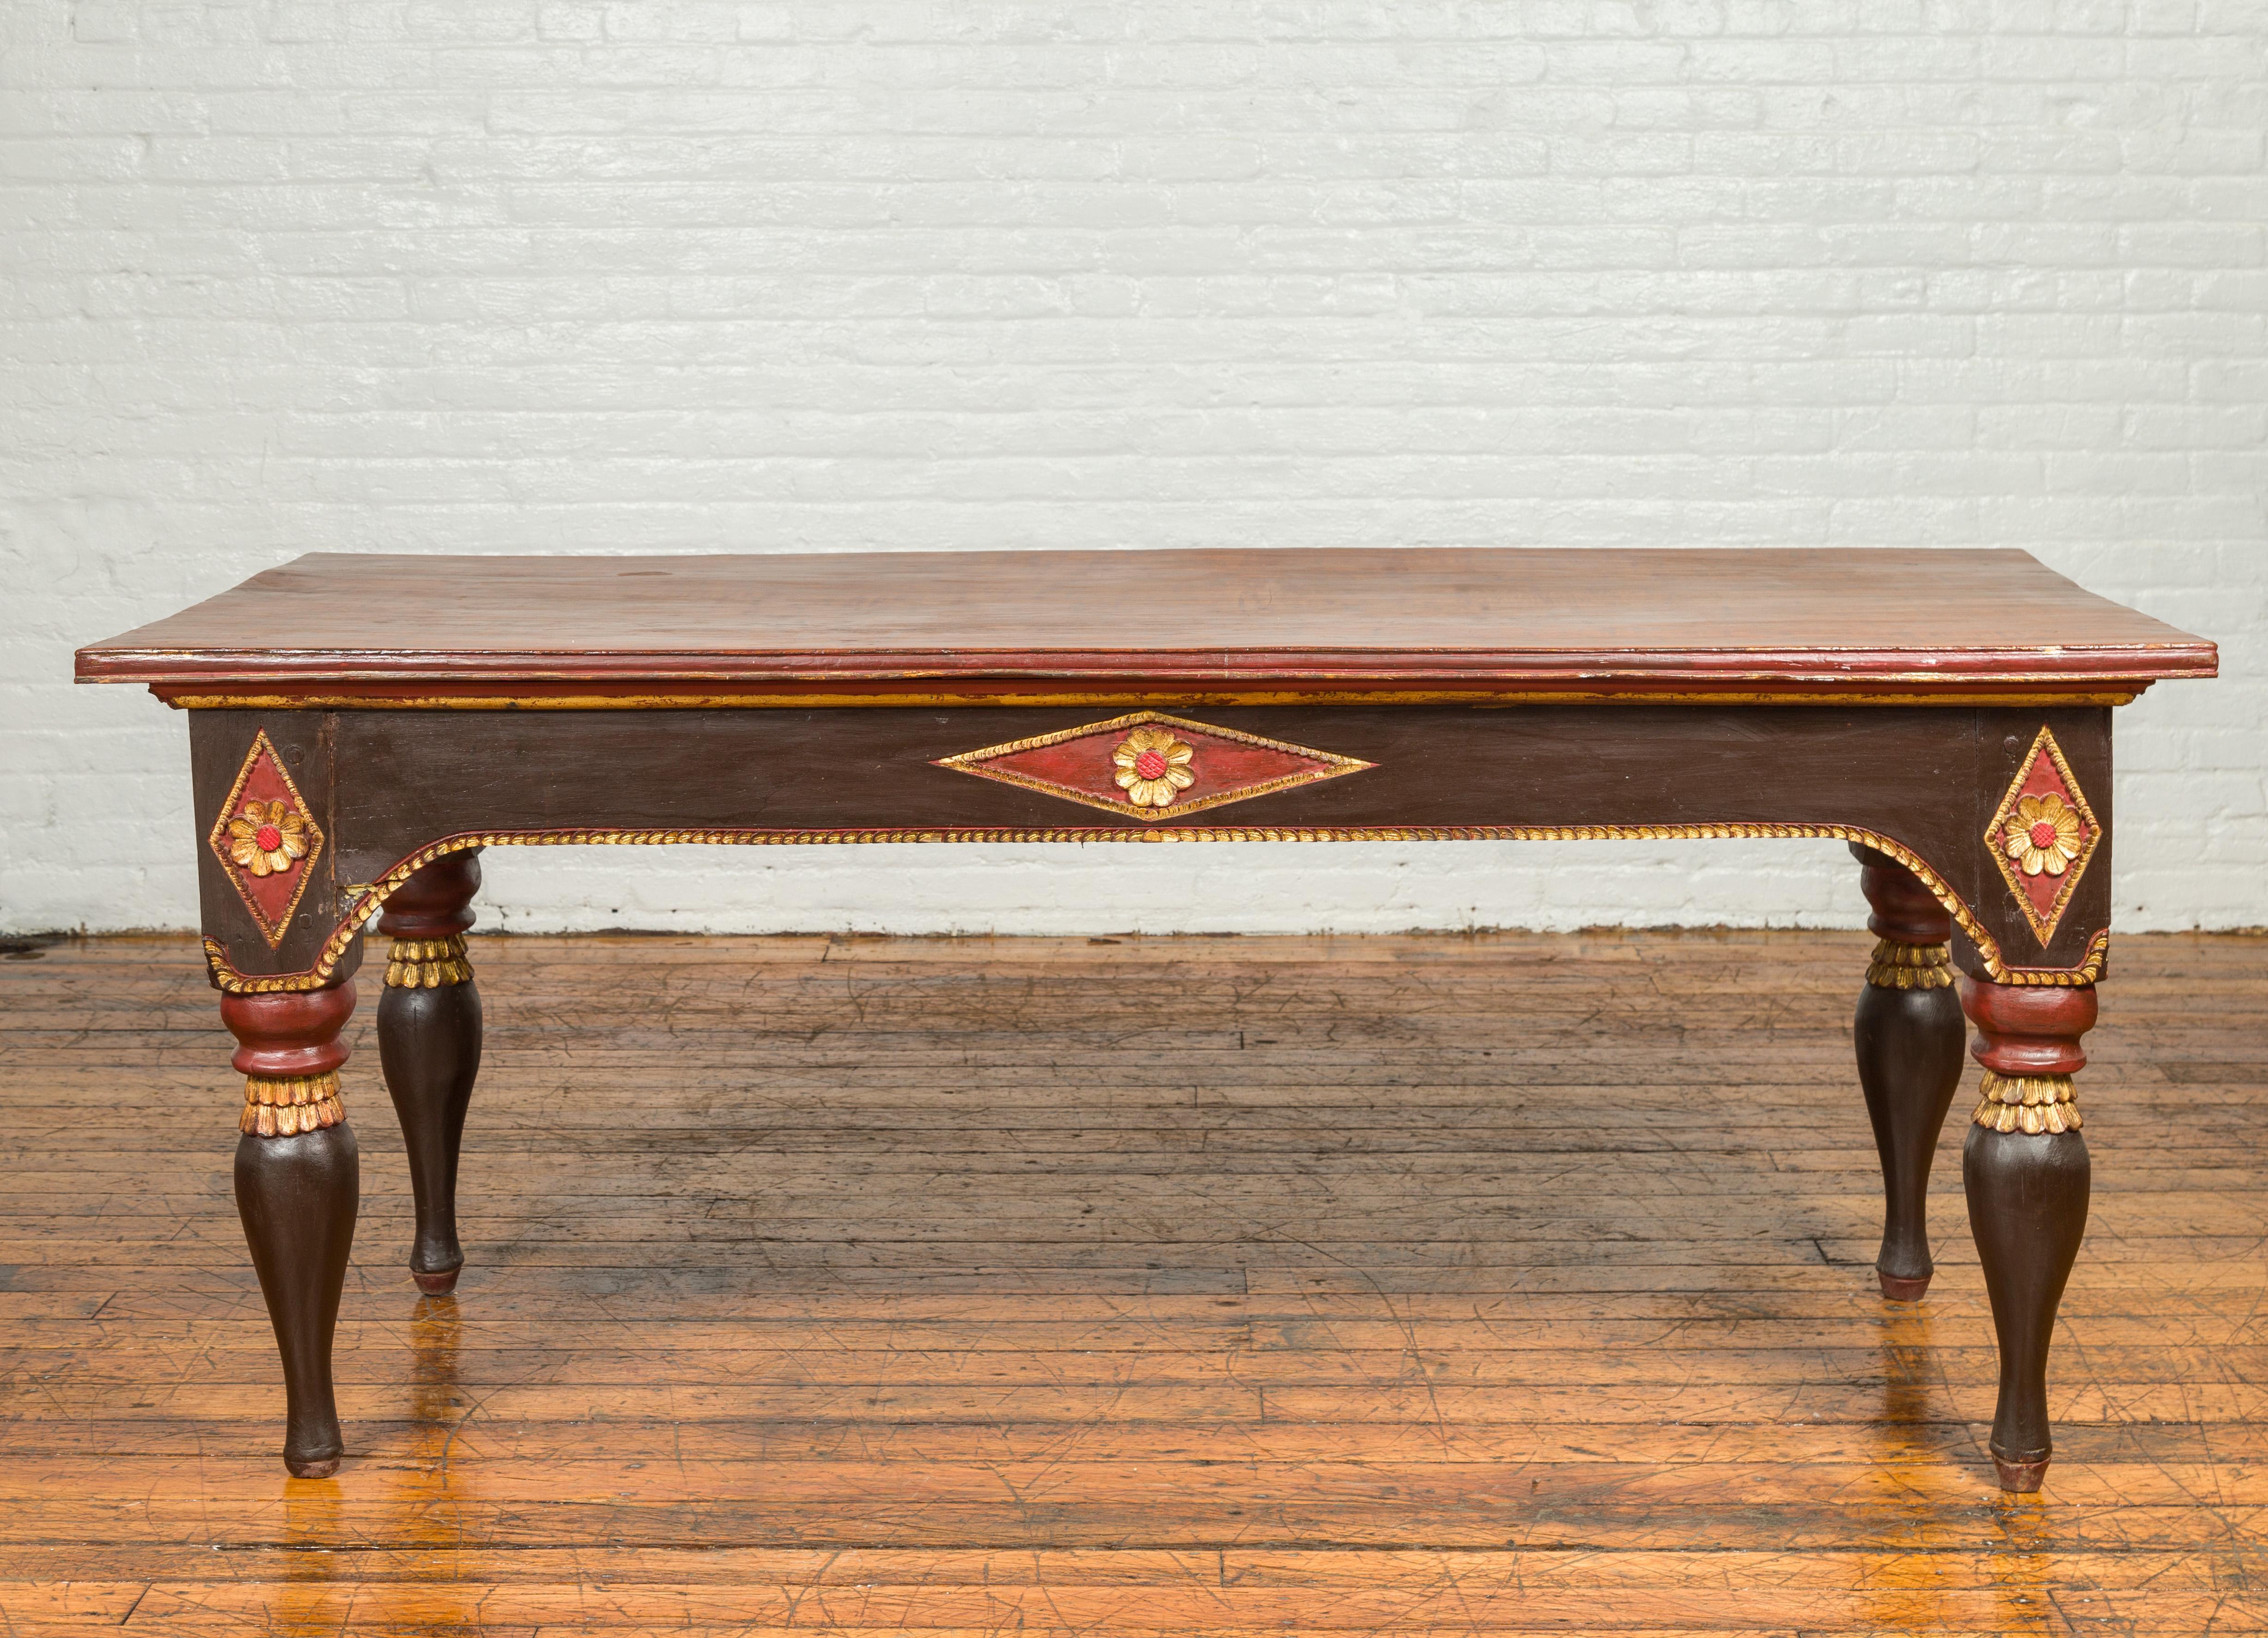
left=240, top=1072, right=346, bottom=1137
left=1866, top=939, right=1955, bottom=990
left=198, top=821, right=2110, bottom=994
left=385, top=935, right=472, bottom=989
left=1972, top=1070, right=2082, bottom=1136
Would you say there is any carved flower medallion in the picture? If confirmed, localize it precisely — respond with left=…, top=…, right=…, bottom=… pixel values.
left=227, top=799, right=312, bottom=877
left=207, top=730, right=326, bottom=948
left=2003, top=790, right=2084, bottom=879
left=1982, top=725, right=2101, bottom=946
left=935, top=711, right=1373, bottom=822
left=1112, top=726, right=1196, bottom=808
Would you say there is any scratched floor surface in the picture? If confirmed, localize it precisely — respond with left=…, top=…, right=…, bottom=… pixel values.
left=0, top=928, right=2264, bottom=1635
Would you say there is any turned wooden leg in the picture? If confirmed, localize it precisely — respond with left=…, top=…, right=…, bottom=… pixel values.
left=1960, top=977, right=2094, bottom=1493
left=1850, top=845, right=1966, bottom=1301
left=376, top=851, right=483, bottom=1295
left=225, top=980, right=360, bottom=1477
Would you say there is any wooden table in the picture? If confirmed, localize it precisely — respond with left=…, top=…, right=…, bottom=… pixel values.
left=78, top=547, right=2214, bottom=1494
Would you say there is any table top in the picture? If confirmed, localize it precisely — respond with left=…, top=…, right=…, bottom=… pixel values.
left=78, top=547, right=2215, bottom=704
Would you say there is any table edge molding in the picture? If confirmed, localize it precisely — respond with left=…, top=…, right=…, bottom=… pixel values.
left=77, top=643, right=2220, bottom=690
left=146, top=686, right=2149, bottom=709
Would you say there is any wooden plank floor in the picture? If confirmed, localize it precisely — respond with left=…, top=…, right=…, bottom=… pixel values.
left=1, top=928, right=2264, bottom=1636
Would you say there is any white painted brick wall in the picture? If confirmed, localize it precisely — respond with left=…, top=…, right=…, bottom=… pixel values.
left=5, top=1, right=2263, bottom=938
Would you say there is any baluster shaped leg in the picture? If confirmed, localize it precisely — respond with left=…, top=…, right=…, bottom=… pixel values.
left=1850, top=845, right=1967, bottom=1300
left=227, top=981, right=360, bottom=1477
left=1961, top=978, right=2094, bottom=1493
left=377, top=850, right=485, bottom=1294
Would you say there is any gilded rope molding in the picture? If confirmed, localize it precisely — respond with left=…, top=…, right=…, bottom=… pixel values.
left=1865, top=939, right=1955, bottom=990
left=241, top=1071, right=345, bottom=1137
left=1973, top=1070, right=2082, bottom=1136
left=198, top=821, right=2112, bottom=994
left=385, top=935, right=472, bottom=989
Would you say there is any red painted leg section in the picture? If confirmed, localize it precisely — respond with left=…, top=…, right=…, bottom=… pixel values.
left=224, top=980, right=360, bottom=1477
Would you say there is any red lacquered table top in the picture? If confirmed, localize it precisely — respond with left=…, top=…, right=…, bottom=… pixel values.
left=75, top=547, right=2215, bottom=702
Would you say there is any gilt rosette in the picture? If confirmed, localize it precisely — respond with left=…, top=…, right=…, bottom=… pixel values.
left=1112, top=726, right=1196, bottom=809
left=227, top=800, right=312, bottom=878
left=2003, top=791, right=2085, bottom=879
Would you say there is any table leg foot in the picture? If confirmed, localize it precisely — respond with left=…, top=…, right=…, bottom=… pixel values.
left=1961, top=976, right=2094, bottom=1493
left=224, top=982, right=360, bottom=1477
left=377, top=852, right=483, bottom=1294
left=1992, top=1453, right=2051, bottom=1494
left=1851, top=846, right=1964, bottom=1302
left=1876, top=1269, right=1932, bottom=1302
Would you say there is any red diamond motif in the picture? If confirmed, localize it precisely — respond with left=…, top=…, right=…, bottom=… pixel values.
left=935, top=712, right=1373, bottom=821
left=1983, top=725, right=2101, bottom=946
left=206, top=730, right=326, bottom=948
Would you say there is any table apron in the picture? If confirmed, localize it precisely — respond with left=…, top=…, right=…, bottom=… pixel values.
left=185, top=703, right=2114, bottom=986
